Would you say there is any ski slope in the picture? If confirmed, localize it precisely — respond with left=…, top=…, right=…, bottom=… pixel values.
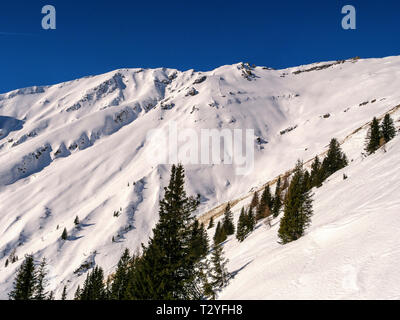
left=1, top=56, right=400, bottom=299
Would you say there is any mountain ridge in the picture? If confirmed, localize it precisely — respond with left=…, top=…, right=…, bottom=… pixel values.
left=1, top=55, right=400, bottom=298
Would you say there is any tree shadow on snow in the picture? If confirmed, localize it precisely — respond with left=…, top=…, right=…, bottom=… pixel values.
left=230, top=260, right=253, bottom=280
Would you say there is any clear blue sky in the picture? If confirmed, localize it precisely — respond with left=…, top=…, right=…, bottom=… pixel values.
left=0, top=0, right=399, bottom=93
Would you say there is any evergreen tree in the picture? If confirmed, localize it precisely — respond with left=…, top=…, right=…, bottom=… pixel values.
left=310, top=156, right=324, bottom=188
left=303, top=170, right=311, bottom=191
left=249, top=191, right=259, bottom=211
left=207, top=216, right=214, bottom=229
left=381, top=113, right=396, bottom=143
left=34, top=257, right=48, bottom=300
left=190, top=221, right=209, bottom=261
left=210, top=243, right=230, bottom=292
left=322, top=138, right=348, bottom=178
left=79, top=266, right=107, bottom=300
left=222, top=202, right=235, bottom=235
left=365, top=117, right=382, bottom=154
left=74, top=285, right=81, bottom=300
left=9, top=255, right=36, bottom=300
left=246, top=207, right=256, bottom=233
left=61, top=285, right=67, bottom=300
left=61, top=228, right=68, bottom=241
left=256, top=185, right=273, bottom=220
left=47, top=291, right=54, bottom=300
left=213, top=221, right=227, bottom=245
left=125, top=164, right=202, bottom=299
left=123, top=254, right=140, bottom=300
left=278, top=160, right=313, bottom=244
left=272, top=177, right=282, bottom=218
left=74, top=216, right=80, bottom=226
left=197, top=258, right=215, bottom=300
left=236, top=208, right=247, bottom=242
left=110, top=248, right=131, bottom=300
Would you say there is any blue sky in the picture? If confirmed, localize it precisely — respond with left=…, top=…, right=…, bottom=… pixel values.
left=0, top=0, right=399, bottom=93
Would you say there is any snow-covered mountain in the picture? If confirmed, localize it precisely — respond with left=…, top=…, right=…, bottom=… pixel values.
left=1, top=56, right=400, bottom=299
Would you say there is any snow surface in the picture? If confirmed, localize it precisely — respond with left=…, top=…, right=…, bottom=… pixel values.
left=0, top=56, right=400, bottom=299
left=219, top=131, right=400, bottom=299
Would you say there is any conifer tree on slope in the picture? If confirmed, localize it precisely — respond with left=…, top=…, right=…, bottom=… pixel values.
left=34, top=257, right=49, bottom=300
left=272, top=177, right=282, bottom=218
left=236, top=207, right=247, bottom=242
left=120, top=253, right=139, bottom=300
left=9, top=255, right=36, bottom=300
left=249, top=191, right=259, bottom=211
left=207, top=216, right=214, bottom=229
left=278, top=160, right=313, bottom=244
left=365, top=117, right=382, bottom=154
left=61, top=228, right=68, bottom=241
left=79, top=266, right=107, bottom=300
left=47, top=291, right=54, bottom=300
left=190, top=220, right=209, bottom=261
left=197, top=258, right=215, bottom=300
left=381, top=113, right=396, bottom=143
left=126, top=164, right=201, bottom=299
left=246, top=207, right=256, bottom=233
left=74, top=285, right=81, bottom=300
left=213, top=221, right=227, bottom=245
left=303, top=170, right=311, bottom=191
left=210, top=243, right=230, bottom=292
left=61, top=285, right=67, bottom=300
left=222, top=202, right=235, bottom=235
left=322, top=138, right=348, bottom=177
left=110, top=248, right=131, bottom=300
left=256, top=185, right=273, bottom=220
left=310, top=156, right=323, bottom=188
left=213, top=221, right=221, bottom=244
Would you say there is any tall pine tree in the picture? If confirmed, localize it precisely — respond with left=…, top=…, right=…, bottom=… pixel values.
left=272, top=177, right=282, bottom=218
left=79, top=266, right=107, bottom=300
left=381, top=113, right=396, bottom=143
left=256, top=185, right=273, bottom=220
left=9, top=255, right=36, bottom=300
left=236, top=208, right=247, bottom=242
left=110, top=248, right=131, bottom=300
left=222, top=202, right=235, bottom=235
left=278, top=160, right=313, bottom=244
left=34, top=257, right=48, bottom=300
left=365, top=117, right=382, bottom=154
left=210, top=243, right=230, bottom=292
left=322, top=138, right=348, bottom=178
left=125, top=164, right=202, bottom=299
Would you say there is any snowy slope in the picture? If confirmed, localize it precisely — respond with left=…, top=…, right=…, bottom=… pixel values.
left=1, top=56, right=400, bottom=299
left=219, top=132, right=400, bottom=300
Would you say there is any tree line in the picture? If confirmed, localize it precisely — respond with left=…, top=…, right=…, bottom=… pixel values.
left=9, top=164, right=230, bottom=300
left=211, top=137, right=349, bottom=246
left=8, top=113, right=397, bottom=300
